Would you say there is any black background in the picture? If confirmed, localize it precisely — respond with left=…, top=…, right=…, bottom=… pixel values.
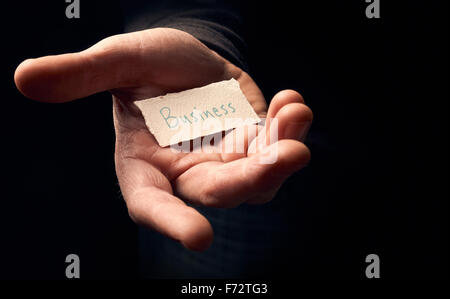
left=1, top=0, right=448, bottom=279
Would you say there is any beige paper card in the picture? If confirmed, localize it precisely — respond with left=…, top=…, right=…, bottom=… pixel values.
left=134, top=79, right=261, bottom=147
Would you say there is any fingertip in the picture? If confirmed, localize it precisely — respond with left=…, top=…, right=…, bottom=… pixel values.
left=276, top=139, right=311, bottom=170
left=296, top=141, right=311, bottom=166
left=277, top=89, right=305, bottom=103
left=275, top=103, right=313, bottom=140
left=242, top=140, right=310, bottom=204
left=277, top=102, right=313, bottom=122
left=245, top=141, right=310, bottom=205
left=14, top=56, right=68, bottom=102
left=14, top=58, right=37, bottom=100
left=267, top=89, right=305, bottom=119
left=249, top=140, right=311, bottom=183
left=180, top=208, right=214, bottom=251
left=14, top=53, right=90, bottom=102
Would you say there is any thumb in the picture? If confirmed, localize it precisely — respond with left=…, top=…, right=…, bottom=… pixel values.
left=14, top=28, right=226, bottom=102
left=14, top=51, right=106, bottom=102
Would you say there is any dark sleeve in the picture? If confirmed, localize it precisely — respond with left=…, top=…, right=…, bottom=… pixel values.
left=119, top=0, right=248, bottom=72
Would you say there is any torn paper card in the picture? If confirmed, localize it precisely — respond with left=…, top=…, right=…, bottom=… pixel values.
left=134, top=78, right=261, bottom=147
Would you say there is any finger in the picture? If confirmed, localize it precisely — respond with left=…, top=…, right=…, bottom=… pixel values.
left=14, top=28, right=226, bottom=102
left=219, top=124, right=261, bottom=162
left=173, top=139, right=311, bottom=207
left=220, top=98, right=312, bottom=161
left=244, top=139, right=311, bottom=204
left=267, top=89, right=305, bottom=119
left=274, top=102, right=313, bottom=141
left=116, top=157, right=213, bottom=251
left=248, top=100, right=312, bottom=155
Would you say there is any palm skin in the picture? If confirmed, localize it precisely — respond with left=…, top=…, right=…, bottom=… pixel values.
left=15, top=28, right=313, bottom=251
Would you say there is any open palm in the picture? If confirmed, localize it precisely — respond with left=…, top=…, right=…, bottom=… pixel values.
left=15, top=28, right=312, bottom=250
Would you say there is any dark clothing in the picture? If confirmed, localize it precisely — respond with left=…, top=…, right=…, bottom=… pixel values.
left=121, top=1, right=248, bottom=72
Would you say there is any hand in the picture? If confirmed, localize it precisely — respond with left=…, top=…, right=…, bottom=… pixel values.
left=15, top=28, right=313, bottom=251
